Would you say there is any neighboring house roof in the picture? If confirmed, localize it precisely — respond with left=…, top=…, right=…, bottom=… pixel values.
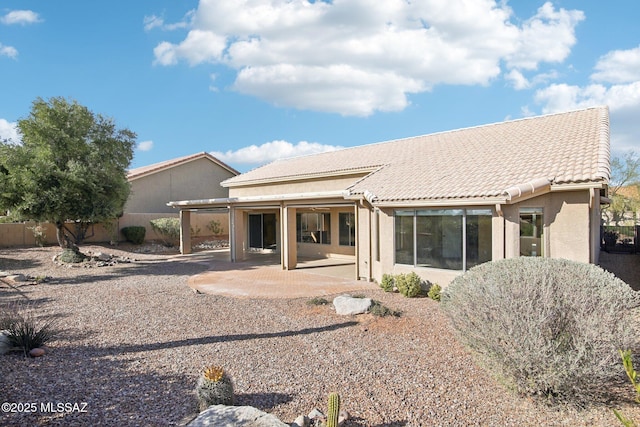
left=128, top=152, right=239, bottom=181
left=222, top=107, right=610, bottom=204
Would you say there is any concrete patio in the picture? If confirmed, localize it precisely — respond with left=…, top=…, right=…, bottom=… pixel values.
left=183, top=249, right=377, bottom=298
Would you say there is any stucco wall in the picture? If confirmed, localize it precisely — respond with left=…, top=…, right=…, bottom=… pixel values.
left=503, top=190, right=592, bottom=263
left=228, top=174, right=370, bottom=198
left=126, top=158, right=236, bottom=213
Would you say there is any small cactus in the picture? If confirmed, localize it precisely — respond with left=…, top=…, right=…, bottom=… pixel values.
left=326, top=392, right=340, bottom=427
left=195, top=365, right=234, bottom=411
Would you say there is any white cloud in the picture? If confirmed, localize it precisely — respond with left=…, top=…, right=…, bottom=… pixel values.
left=505, top=2, right=583, bottom=70
left=153, top=30, right=226, bottom=66
left=591, top=45, right=640, bottom=84
left=0, top=43, right=18, bottom=59
left=505, top=69, right=530, bottom=90
left=1, top=10, right=42, bottom=25
left=211, top=140, right=344, bottom=165
left=0, top=119, right=20, bottom=143
left=143, top=10, right=195, bottom=32
left=534, top=44, right=640, bottom=154
left=137, top=140, right=154, bottom=151
left=152, top=0, right=584, bottom=116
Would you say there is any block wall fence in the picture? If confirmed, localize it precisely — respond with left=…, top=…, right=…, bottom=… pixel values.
left=0, top=212, right=228, bottom=248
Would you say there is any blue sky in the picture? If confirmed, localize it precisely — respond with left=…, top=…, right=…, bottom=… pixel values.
left=1, top=1, right=639, bottom=173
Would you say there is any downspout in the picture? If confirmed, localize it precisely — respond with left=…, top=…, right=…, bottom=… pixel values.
left=495, top=203, right=505, bottom=260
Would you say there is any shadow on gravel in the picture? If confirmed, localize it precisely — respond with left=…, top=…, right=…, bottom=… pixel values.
left=98, top=321, right=359, bottom=355
left=235, top=392, right=293, bottom=410
left=43, top=259, right=213, bottom=286
left=0, top=256, right=43, bottom=271
left=346, top=419, right=407, bottom=427
left=0, top=347, right=194, bottom=426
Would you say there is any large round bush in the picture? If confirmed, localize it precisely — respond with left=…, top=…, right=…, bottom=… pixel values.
left=441, top=257, right=640, bottom=404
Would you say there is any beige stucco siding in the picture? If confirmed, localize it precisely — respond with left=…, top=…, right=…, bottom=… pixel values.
left=228, top=174, right=370, bottom=198
left=126, top=158, right=236, bottom=213
left=505, top=190, right=592, bottom=264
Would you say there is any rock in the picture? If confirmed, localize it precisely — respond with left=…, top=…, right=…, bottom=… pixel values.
left=94, top=252, right=112, bottom=261
left=0, top=331, right=11, bottom=355
left=0, top=271, right=9, bottom=277
left=307, top=408, right=324, bottom=420
left=338, top=409, right=349, bottom=425
left=6, top=274, right=27, bottom=282
left=333, top=295, right=372, bottom=315
left=291, top=415, right=309, bottom=427
left=187, top=405, right=289, bottom=427
left=29, top=347, right=46, bottom=357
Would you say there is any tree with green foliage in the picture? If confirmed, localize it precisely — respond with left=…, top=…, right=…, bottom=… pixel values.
left=603, top=151, right=640, bottom=226
left=0, top=97, right=136, bottom=250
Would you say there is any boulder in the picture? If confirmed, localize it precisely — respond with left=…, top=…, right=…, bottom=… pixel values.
left=333, top=295, right=372, bottom=315
left=29, top=347, right=46, bottom=357
left=94, top=252, right=112, bottom=261
left=6, top=274, right=26, bottom=283
left=291, top=415, right=309, bottom=427
left=187, top=405, right=289, bottom=427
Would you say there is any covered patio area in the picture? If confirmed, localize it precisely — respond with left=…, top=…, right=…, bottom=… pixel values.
left=185, top=249, right=373, bottom=298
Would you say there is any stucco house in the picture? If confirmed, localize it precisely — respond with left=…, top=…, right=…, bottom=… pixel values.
left=126, top=152, right=239, bottom=214
left=169, top=107, right=610, bottom=286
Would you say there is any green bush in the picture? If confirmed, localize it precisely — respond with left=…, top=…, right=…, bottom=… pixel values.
left=369, top=300, right=401, bottom=317
left=395, top=272, right=422, bottom=298
left=121, top=226, right=146, bottom=244
left=441, top=257, right=640, bottom=404
left=380, top=273, right=394, bottom=292
left=150, top=217, right=180, bottom=247
left=206, top=219, right=223, bottom=235
left=307, top=297, right=329, bottom=306
left=58, top=248, right=87, bottom=263
left=427, top=283, right=442, bottom=302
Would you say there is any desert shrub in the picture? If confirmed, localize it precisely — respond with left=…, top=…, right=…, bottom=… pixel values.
left=369, top=300, right=401, bottom=317
left=441, top=257, right=640, bottom=404
left=2, top=303, right=57, bottom=357
left=380, top=273, right=395, bottom=292
left=191, top=225, right=201, bottom=237
left=150, top=217, right=180, bottom=247
left=121, top=226, right=146, bottom=244
left=613, top=350, right=640, bottom=426
left=206, top=219, right=223, bottom=236
left=307, top=297, right=329, bottom=306
left=27, top=223, right=47, bottom=247
left=395, top=272, right=422, bottom=298
left=58, top=247, right=87, bottom=263
left=427, top=283, right=442, bottom=302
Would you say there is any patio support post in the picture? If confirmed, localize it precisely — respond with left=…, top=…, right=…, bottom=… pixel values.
left=281, top=205, right=297, bottom=270
left=180, top=210, right=192, bottom=255
left=229, top=205, right=236, bottom=262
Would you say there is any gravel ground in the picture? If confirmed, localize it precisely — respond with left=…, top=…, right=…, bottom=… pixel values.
left=1, top=244, right=640, bottom=426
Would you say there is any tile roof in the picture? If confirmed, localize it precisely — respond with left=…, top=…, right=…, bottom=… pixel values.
left=223, top=107, right=610, bottom=204
left=128, top=152, right=239, bottom=180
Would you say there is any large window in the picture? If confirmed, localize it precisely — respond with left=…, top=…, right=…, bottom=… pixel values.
left=520, top=208, right=543, bottom=256
left=297, top=212, right=331, bottom=244
left=339, top=212, right=355, bottom=246
left=395, top=209, right=492, bottom=271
